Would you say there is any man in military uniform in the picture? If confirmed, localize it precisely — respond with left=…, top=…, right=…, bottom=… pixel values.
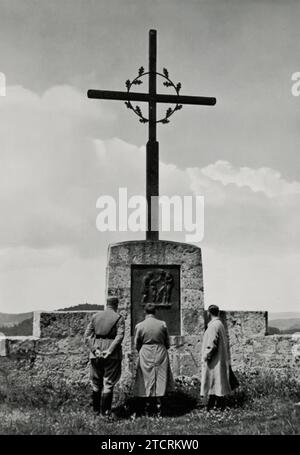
left=84, top=296, right=125, bottom=417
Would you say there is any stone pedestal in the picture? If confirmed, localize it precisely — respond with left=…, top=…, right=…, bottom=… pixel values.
left=106, top=240, right=205, bottom=383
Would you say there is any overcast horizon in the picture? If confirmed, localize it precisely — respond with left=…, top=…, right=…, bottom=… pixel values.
left=0, top=0, right=299, bottom=314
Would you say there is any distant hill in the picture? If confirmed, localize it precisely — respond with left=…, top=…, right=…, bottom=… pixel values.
left=0, top=317, right=33, bottom=336
left=57, top=304, right=104, bottom=311
left=269, top=318, right=300, bottom=332
left=280, top=328, right=300, bottom=335
left=268, top=326, right=281, bottom=335
left=0, top=304, right=104, bottom=336
left=269, top=312, right=300, bottom=321
left=267, top=312, right=300, bottom=334
left=0, top=312, right=32, bottom=327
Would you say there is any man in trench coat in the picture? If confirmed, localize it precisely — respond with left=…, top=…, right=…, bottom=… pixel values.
left=201, top=304, right=232, bottom=411
left=134, top=303, right=174, bottom=415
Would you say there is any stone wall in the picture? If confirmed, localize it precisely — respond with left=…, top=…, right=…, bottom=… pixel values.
left=231, top=334, right=300, bottom=380
left=0, top=240, right=299, bottom=400
left=1, top=309, right=299, bottom=404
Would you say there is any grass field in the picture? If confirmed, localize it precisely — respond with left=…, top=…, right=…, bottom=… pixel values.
left=0, top=371, right=299, bottom=435
left=0, top=396, right=299, bottom=435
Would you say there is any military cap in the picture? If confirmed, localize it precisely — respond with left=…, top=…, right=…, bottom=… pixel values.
left=107, top=296, right=119, bottom=307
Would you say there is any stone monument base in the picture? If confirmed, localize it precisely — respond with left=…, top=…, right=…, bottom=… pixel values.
left=105, top=240, right=205, bottom=386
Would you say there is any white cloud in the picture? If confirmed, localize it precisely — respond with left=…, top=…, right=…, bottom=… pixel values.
left=0, top=85, right=115, bottom=253
left=201, top=160, right=300, bottom=197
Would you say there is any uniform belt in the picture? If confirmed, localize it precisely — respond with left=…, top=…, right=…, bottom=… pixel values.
left=95, top=335, right=114, bottom=340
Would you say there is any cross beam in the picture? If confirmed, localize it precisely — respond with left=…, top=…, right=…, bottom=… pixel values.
left=87, top=90, right=216, bottom=106
left=88, top=29, right=216, bottom=241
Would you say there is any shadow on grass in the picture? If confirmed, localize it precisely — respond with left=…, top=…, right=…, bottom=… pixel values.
left=113, top=388, right=249, bottom=419
left=114, top=391, right=198, bottom=419
left=226, top=389, right=248, bottom=408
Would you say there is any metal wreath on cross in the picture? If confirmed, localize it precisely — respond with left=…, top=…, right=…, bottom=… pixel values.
left=125, top=67, right=183, bottom=124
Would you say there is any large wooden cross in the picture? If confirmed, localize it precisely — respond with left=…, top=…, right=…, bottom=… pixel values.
left=88, top=29, right=216, bottom=241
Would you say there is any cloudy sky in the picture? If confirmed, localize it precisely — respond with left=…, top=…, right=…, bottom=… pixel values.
left=0, top=0, right=299, bottom=314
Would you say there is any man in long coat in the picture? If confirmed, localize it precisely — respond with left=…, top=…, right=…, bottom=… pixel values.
left=84, top=296, right=125, bottom=417
left=134, top=303, right=173, bottom=415
left=201, top=304, right=231, bottom=411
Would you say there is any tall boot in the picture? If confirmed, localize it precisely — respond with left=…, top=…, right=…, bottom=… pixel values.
left=216, top=396, right=226, bottom=411
left=156, top=397, right=162, bottom=417
left=145, top=398, right=151, bottom=416
left=101, top=392, right=113, bottom=417
left=92, top=391, right=101, bottom=415
left=206, top=394, right=216, bottom=412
